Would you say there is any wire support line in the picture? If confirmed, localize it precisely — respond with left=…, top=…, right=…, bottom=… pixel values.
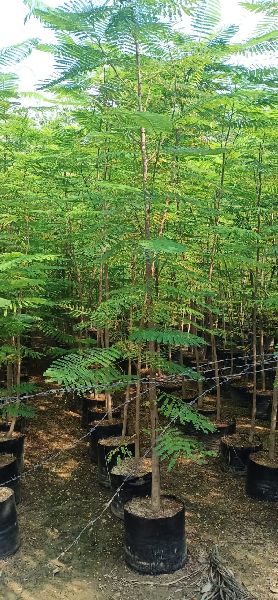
left=0, top=389, right=149, bottom=489
left=0, top=352, right=275, bottom=406
left=0, top=358, right=275, bottom=490
left=6, top=357, right=275, bottom=580
left=53, top=359, right=273, bottom=563
left=15, top=359, right=273, bottom=517
left=191, top=351, right=275, bottom=370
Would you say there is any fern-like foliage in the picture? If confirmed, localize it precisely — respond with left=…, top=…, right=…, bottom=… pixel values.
left=0, top=382, right=40, bottom=399
left=191, top=0, right=221, bottom=41
left=148, top=354, right=204, bottom=380
left=0, top=403, right=36, bottom=419
left=158, top=393, right=216, bottom=432
left=241, top=1, right=277, bottom=16
left=0, top=40, right=38, bottom=67
left=140, top=237, right=186, bottom=254
left=44, top=346, right=129, bottom=392
left=130, top=328, right=206, bottom=346
left=156, top=427, right=216, bottom=470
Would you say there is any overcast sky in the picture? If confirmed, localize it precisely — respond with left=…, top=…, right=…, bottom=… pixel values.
left=0, top=0, right=264, bottom=91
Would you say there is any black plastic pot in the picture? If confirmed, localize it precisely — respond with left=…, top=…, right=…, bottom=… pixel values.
left=0, top=488, right=20, bottom=558
left=219, top=435, right=262, bottom=472
left=97, top=437, right=136, bottom=488
left=198, top=406, right=217, bottom=418
left=229, top=384, right=252, bottom=406
left=255, top=393, right=272, bottom=421
left=0, top=419, right=25, bottom=433
left=124, top=494, right=186, bottom=575
left=64, top=392, right=80, bottom=412
left=81, top=396, right=105, bottom=427
left=0, top=455, right=20, bottom=503
left=110, top=461, right=152, bottom=520
left=158, top=382, right=182, bottom=393
left=87, top=407, right=121, bottom=425
left=200, top=420, right=236, bottom=452
left=246, top=452, right=278, bottom=501
left=183, top=394, right=197, bottom=404
left=210, top=420, right=236, bottom=438
left=89, top=419, right=123, bottom=463
left=0, top=433, right=25, bottom=472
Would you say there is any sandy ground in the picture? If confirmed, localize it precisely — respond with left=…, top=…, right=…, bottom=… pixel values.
left=0, top=390, right=277, bottom=600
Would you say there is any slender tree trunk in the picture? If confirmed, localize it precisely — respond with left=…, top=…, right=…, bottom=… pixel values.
left=249, top=293, right=257, bottom=443
left=8, top=332, right=21, bottom=438
left=260, top=326, right=266, bottom=392
left=269, top=361, right=278, bottom=461
left=7, top=362, right=13, bottom=391
left=250, top=143, right=263, bottom=441
left=135, top=353, right=141, bottom=459
left=122, top=358, right=132, bottom=436
left=210, top=325, right=221, bottom=420
left=135, top=38, right=161, bottom=510
left=97, top=263, right=103, bottom=347
left=195, top=347, right=204, bottom=408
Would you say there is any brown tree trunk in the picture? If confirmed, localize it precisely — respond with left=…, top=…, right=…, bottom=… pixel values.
left=260, top=326, right=266, bottom=392
left=135, top=354, right=141, bottom=459
left=249, top=302, right=257, bottom=443
left=135, top=37, right=161, bottom=510
left=122, top=358, right=132, bottom=436
left=8, top=333, right=21, bottom=438
left=269, top=361, right=278, bottom=461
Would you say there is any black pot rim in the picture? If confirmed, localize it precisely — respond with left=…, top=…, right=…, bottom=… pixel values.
left=0, top=432, right=25, bottom=441
left=124, top=493, right=184, bottom=521
left=221, top=435, right=261, bottom=451
left=249, top=452, right=278, bottom=472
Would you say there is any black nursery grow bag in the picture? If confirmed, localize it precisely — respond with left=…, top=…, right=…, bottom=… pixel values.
left=0, top=455, right=20, bottom=503
left=0, top=433, right=25, bottom=472
left=246, top=452, right=278, bottom=501
left=124, top=494, right=186, bottom=575
left=255, top=393, right=272, bottom=421
left=0, top=488, right=20, bottom=559
left=97, top=437, right=135, bottom=488
left=111, top=467, right=152, bottom=520
left=87, top=407, right=121, bottom=425
left=89, top=419, right=123, bottom=463
left=219, top=435, right=262, bottom=472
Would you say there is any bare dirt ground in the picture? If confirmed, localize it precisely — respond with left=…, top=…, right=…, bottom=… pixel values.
left=0, top=390, right=277, bottom=600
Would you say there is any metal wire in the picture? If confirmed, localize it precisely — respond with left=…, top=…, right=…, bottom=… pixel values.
left=0, top=351, right=275, bottom=406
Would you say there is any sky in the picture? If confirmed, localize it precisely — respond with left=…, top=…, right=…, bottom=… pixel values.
left=0, top=0, right=267, bottom=92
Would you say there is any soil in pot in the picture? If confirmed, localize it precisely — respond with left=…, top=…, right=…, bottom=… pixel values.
left=81, top=396, right=106, bottom=427
left=198, top=406, right=217, bottom=417
left=87, top=407, right=121, bottom=425
left=200, top=419, right=236, bottom=452
left=124, top=495, right=186, bottom=575
left=175, top=391, right=197, bottom=404
left=158, top=381, right=182, bottom=393
left=97, top=436, right=136, bottom=489
left=110, top=457, right=152, bottom=520
left=219, top=433, right=262, bottom=472
left=89, top=419, right=123, bottom=463
left=0, top=432, right=25, bottom=472
left=0, top=455, right=20, bottom=503
left=0, top=487, right=20, bottom=558
left=246, top=451, right=278, bottom=501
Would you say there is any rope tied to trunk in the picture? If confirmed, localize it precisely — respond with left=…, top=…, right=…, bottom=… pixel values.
left=200, top=545, right=257, bottom=600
